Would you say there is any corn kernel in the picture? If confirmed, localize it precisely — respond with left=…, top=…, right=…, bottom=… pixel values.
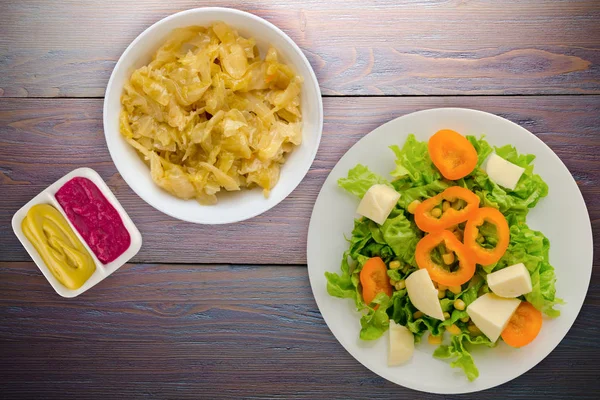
left=437, top=284, right=448, bottom=291
left=449, top=285, right=462, bottom=295
left=407, top=200, right=421, bottom=214
left=442, top=252, right=455, bottom=265
left=468, top=323, right=481, bottom=335
left=476, top=233, right=485, bottom=244
left=395, top=280, right=406, bottom=290
left=428, top=334, right=442, bottom=345
left=413, top=311, right=424, bottom=319
left=454, top=299, right=466, bottom=310
left=452, top=201, right=461, bottom=210
left=442, top=201, right=451, bottom=212
left=460, top=316, right=470, bottom=323
left=453, top=230, right=463, bottom=242
left=438, top=289, right=446, bottom=299
left=447, top=324, right=461, bottom=335
left=389, top=279, right=398, bottom=286
left=389, top=260, right=401, bottom=270
left=431, top=207, right=442, bottom=218
left=443, top=312, right=451, bottom=320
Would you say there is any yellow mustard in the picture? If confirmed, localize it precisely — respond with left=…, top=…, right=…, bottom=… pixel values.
left=22, top=204, right=95, bottom=290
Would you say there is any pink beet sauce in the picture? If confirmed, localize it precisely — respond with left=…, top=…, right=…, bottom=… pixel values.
left=55, top=177, right=130, bottom=264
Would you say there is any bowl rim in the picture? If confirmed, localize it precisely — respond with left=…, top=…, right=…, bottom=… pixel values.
left=103, top=7, right=323, bottom=224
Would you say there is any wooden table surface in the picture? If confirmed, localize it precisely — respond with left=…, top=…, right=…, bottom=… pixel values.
left=1, top=1, right=599, bottom=398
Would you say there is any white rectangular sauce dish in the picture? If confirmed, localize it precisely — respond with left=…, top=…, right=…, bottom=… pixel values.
left=11, top=167, right=142, bottom=298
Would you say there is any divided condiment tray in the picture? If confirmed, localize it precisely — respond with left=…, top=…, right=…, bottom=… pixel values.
left=12, top=168, right=142, bottom=298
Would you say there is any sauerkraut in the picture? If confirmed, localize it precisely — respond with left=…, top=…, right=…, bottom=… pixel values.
left=120, top=23, right=303, bottom=204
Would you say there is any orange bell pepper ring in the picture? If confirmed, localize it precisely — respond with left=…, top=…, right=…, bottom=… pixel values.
left=415, top=230, right=476, bottom=286
left=428, top=129, right=478, bottom=180
left=360, top=257, right=393, bottom=306
left=464, top=207, right=510, bottom=265
left=414, top=186, right=480, bottom=233
left=501, top=302, right=542, bottom=348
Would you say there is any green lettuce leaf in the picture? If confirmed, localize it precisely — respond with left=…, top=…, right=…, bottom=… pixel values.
left=496, top=224, right=548, bottom=272
left=380, top=211, right=422, bottom=267
left=387, top=264, right=418, bottom=282
left=495, top=144, right=548, bottom=210
left=439, top=273, right=485, bottom=302
left=442, top=309, right=469, bottom=327
left=395, top=179, right=450, bottom=209
left=460, top=283, right=482, bottom=306
left=439, top=279, right=485, bottom=327
left=493, top=223, right=562, bottom=316
left=495, top=144, right=536, bottom=168
left=387, top=290, right=443, bottom=342
left=527, top=261, right=564, bottom=317
left=463, top=137, right=549, bottom=224
left=347, top=219, right=375, bottom=260
left=433, top=333, right=494, bottom=381
left=324, top=251, right=364, bottom=309
left=389, top=134, right=441, bottom=186
left=338, top=164, right=390, bottom=198
left=360, top=292, right=392, bottom=340
left=467, top=135, right=493, bottom=167
left=347, top=218, right=395, bottom=263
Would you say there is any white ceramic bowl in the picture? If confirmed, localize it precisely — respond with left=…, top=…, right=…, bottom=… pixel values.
left=104, top=7, right=323, bottom=224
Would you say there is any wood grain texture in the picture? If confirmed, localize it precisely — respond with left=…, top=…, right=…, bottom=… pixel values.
left=2, top=1, right=599, bottom=397
left=1, top=96, right=599, bottom=264
left=0, top=261, right=598, bottom=399
left=1, top=0, right=599, bottom=97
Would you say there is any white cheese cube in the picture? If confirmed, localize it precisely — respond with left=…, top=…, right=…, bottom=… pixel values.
left=467, top=293, right=521, bottom=342
left=487, top=263, right=533, bottom=298
left=388, top=320, right=414, bottom=366
left=405, top=269, right=445, bottom=321
left=356, top=184, right=400, bottom=225
left=483, top=153, right=525, bottom=190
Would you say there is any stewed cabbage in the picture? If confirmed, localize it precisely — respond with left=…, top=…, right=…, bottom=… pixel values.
left=120, top=23, right=303, bottom=204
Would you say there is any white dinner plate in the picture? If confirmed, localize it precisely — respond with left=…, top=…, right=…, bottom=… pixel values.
left=306, top=108, right=593, bottom=394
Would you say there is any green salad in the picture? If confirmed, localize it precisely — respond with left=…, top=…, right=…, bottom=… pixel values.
left=325, top=132, right=562, bottom=381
